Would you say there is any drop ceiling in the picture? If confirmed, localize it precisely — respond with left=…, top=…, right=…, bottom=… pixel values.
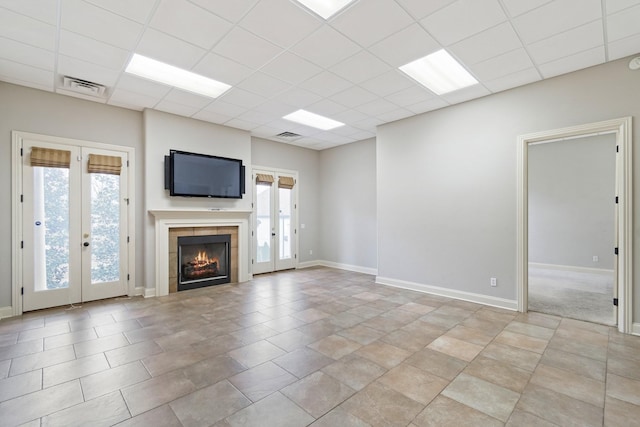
left=0, top=0, right=638, bottom=150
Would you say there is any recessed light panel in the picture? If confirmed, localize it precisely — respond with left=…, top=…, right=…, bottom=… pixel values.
left=283, top=109, right=344, bottom=130
left=125, top=54, right=231, bottom=98
left=399, top=49, right=478, bottom=95
left=295, top=0, right=356, bottom=19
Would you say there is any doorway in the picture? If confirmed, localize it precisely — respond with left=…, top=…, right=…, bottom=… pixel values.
left=13, top=132, right=134, bottom=313
left=517, top=117, right=633, bottom=333
left=527, top=134, right=616, bottom=325
left=252, top=167, right=298, bottom=275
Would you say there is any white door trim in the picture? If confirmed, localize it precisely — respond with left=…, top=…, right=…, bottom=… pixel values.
left=516, top=117, right=633, bottom=333
left=11, top=131, right=136, bottom=316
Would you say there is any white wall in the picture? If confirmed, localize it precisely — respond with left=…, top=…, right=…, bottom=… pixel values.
left=143, top=109, right=252, bottom=289
left=319, top=139, right=377, bottom=271
left=377, top=56, right=639, bottom=318
left=251, top=137, right=320, bottom=263
left=0, top=82, right=144, bottom=309
left=529, top=134, right=616, bottom=269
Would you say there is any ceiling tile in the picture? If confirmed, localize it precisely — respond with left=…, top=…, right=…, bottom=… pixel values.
left=360, top=70, right=414, bottom=97
left=449, top=22, right=522, bottom=65
left=483, top=67, right=541, bottom=93
left=512, top=0, right=602, bottom=44
left=0, top=8, right=56, bottom=51
left=440, top=84, right=491, bottom=104
left=239, top=0, right=322, bottom=48
left=163, top=88, right=215, bottom=109
left=192, top=109, right=234, bottom=124
left=59, top=30, right=129, bottom=70
left=299, top=71, right=352, bottom=96
left=0, top=0, right=58, bottom=24
left=420, top=0, right=507, bottom=46
left=0, top=58, right=53, bottom=89
left=190, top=0, right=258, bottom=23
left=330, top=50, right=391, bottom=84
left=261, top=52, right=322, bottom=85
left=154, top=99, right=201, bottom=117
left=116, top=74, right=172, bottom=99
left=238, top=110, right=277, bottom=125
left=224, top=118, right=259, bottom=131
left=605, top=0, right=640, bottom=14
left=57, top=55, right=121, bottom=86
left=136, top=28, right=207, bottom=70
left=84, top=0, right=157, bottom=23
left=108, top=87, right=161, bottom=110
left=357, top=98, right=399, bottom=116
left=253, top=100, right=302, bottom=116
left=406, top=97, right=449, bottom=114
left=277, top=87, right=323, bottom=107
left=192, top=53, right=253, bottom=86
left=0, top=37, right=55, bottom=70
left=331, top=0, right=414, bottom=47
left=330, top=124, right=364, bottom=137
left=60, top=0, right=143, bottom=50
left=200, top=99, right=247, bottom=117
left=606, top=3, right=640, bottom=42
left=349, top=129, right=376, bottom=141
left=218, top=87, right=267, bottom=108
left=237, top=72, right=291, bottom=98
left=331, top=86, right=378, bottom=108
left=352, top=116, right=384, bottom=132
left=149, top=0, right=232, bottom=49
left=251, top=124, right=285, bottom=139
left=306, top=98, right=349, bottom=116
left=213, top=27, right=283, bottom=69
left=329, top=108, right=369, bottom=124
left=538, top=46, right=605, bottom=78
left=368, top=24, right=441, bottom=67
left=384, top=85, right=435, bottom=106
left=291, top=25, right=361, bottom=68
left=528, top=21, right=603, bottom=65
left=500, top=0, right=552, bottom=18
left=470, top=48, right=534, bottom=81
left=394, top=0, right=457, bottom=19
left=376, top=107, right=414, bottom=122
left=607, top=33, right=640, bottom=60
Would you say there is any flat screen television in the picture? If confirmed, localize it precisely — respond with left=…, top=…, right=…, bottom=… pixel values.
left=166, top=150, right=244, bottom=199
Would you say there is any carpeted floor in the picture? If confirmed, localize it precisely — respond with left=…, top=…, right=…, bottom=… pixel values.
left=528, top=265, right=615, bottom=326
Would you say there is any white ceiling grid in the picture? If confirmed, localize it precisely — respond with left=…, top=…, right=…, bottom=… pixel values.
left=0, top=0, right=638, bottom=150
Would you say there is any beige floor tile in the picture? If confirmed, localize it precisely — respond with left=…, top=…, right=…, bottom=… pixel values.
left=541, top=347, right=606, bottom=381
left=114, top=404, right=183, bottom=427
left=464, top=356, right=531, bottom=393
left=481, top=342, right=541, bottom=372
left=43, top=328, right=97, bottom=350
left=337, top=325, right=384, bottom=345
left=290, top=308, right=330, bottom=323
left=413, top=396, right=503, bottom=427
left=142, top=348, right=207, bottom=377
left=444, top=325, right=494, bottom=346
left=604, top=396, right=640, bottom=427
left=514, top=311, right=561, bottom=329
left=170, top=380, right=251, bottom=427
left=0, top=332, right=18, bottom=348
left=0, top=339, right=43, bottom=361
left=379, top=329, right=433, bottom=353
left=461, top=316, right=507, bottom=336
left=43, top=353, right=110, bottom=388
left=418, top=312, right=462, bottom=329
left=504, top=321, right=555, bottom=340
left=609, top=341, right=640, bottom=362
left=607, top=373, right=640, bottom=405
left=322, top=354, right=387, bottom=391
left=182, top=354, right=246, bottom=390
left=105, top=340, right=163, bottom=367
left=494, top=330, right=548, bottom=354
left=398, top=302, right=437, bottom=315
left=326, top=312, right=366, bottom=329
left=190, top=334, right=244, bottom=357
left=273, top=347, right=334, bottom=378
left=95, top=319, right=142, bottom=338
left=228, top=340, right=286, bottom=368
left=154, top=330, right=206, bottom=351
left=531, top=364, right=605, bottom=407
left=341, top=381, right=424, bottom=427
left=0, top=370, right=41, bottom=402
left=263, top=316, right=307, bottom=333
left=224, top=392, right=314, bottom=427
left=282, top=371, right=355, bottom=418
left=517, top=383, right=602, bottom=427
left=266, top=329, right=317, bottom=352
left=9, top=345, right=75, bottom=376
left=427, top=335, right=484, bottom=362
left=73, top=333, right=129, bottom=358
left=355, top=341, right=410, bottom=369
left=554, top=325, right=609, bottom=347
left=230, top=324, right=280, bottom=345
left=121, top=370, right=197, bottom=416
left=229, top=361, right=296, bottom=402
left=360, top=315, right=405, bottom=333
left=309, top=406, right=370, bottom=427
left=505, top=409, right=558, bottom=427
left=405, top=347, right=467, bottom=381
left=17, top=322, right=69, bottom=343
left=41, top=390, right=130, bottom=427
left=442, top=373, right=520, bottom=422
left=309, top=334, right=362, bottom=359
left=547, top=335, right=608, bottom=361
left=80, top=360, right=151, bottom=401
left=608, top=355, right=640, bottom=381
left=377, top=363, right=448, bottom=405
left=0, top=360, right=9, bottom=380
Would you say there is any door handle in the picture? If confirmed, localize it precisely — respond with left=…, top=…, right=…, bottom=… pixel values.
left=83, top=242, right=90, bottom=247
left=271, top=233, right=276, bottom=237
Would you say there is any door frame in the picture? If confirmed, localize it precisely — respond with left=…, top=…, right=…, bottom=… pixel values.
left=516, top=117, right=633, bottom=334
left=11, top=131, right=136, bottom=316
left=251, top=165, right=299, bottom=274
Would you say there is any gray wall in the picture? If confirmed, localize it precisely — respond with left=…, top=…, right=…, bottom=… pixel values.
left=529, top=134, right=616, bottom=269
left=319, top=139, right=377, bottom=270
left=377, top=56, right=639, bottom=319
left=251, top=137, right=320, bottom=263
left=0, top=82, right=144, bottom=309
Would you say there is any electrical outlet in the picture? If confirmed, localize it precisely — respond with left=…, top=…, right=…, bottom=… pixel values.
left=309, top=250, right=313, bottom=255
left=592, top=255, right=599, bottom=262
left=490, top=277, right=497, bottom=287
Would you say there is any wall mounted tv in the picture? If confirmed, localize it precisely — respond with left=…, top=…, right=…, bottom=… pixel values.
left=165, top=150, right=245, bottom=199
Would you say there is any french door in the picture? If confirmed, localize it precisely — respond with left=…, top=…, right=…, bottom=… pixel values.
left=253, top=168, right=297, bottom=274
left=20, top=136, right=129, bottom=311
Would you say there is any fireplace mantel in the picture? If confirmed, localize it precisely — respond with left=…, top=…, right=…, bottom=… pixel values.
left=149, top=209, right=252, bottom=297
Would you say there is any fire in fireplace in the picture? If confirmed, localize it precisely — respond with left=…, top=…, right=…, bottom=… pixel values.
left=177, top=234, right=231, bottom=291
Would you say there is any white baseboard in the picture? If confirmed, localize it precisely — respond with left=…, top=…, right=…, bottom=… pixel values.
left=297, top=260, right=377, bottom=276
left=529, top=262, right=614, bottom=275
left=0, top=306, right=14, bottom=319
left=375, top=276, right=518, bottom=311
left=134, top=286, right=146, bottom=297
left=143, top=288, right=156, bottom=298
left=632, top=323, right=640, bottom=336
left=297, top=261, right=321, bottom=269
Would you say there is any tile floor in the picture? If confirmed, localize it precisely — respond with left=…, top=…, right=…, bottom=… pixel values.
left=1, top=267, right=639, bottom=426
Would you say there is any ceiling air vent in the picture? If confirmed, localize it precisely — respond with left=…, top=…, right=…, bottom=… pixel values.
left=63, top=76, right=107, bottom=97
left=275, top=131, right=302, bottom=142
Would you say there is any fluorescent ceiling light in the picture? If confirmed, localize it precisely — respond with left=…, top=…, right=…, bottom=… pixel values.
left=399, top=49, right=478, bottom=95
left=295, top=0, right=356, bottom=19
left=125, top=53, right=231, bottom=98
left=283, top=109, right=344, bottom=130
